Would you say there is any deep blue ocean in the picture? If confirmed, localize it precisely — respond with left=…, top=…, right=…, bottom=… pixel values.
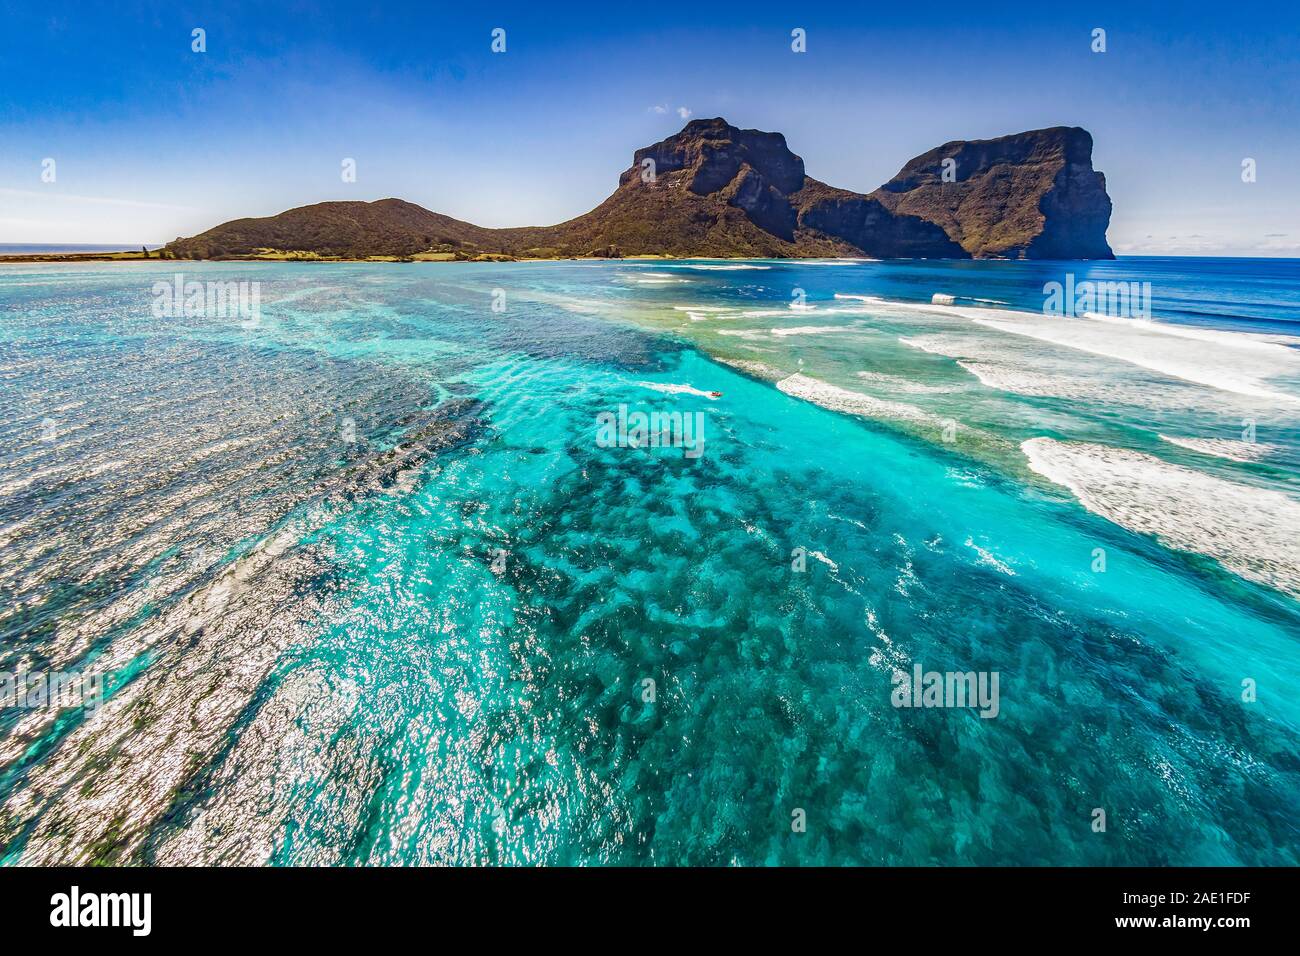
left=0, top=256, right=1296, bottom=865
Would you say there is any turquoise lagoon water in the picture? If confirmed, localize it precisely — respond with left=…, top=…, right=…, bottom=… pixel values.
left=0, top=257, right=1297, bottom=865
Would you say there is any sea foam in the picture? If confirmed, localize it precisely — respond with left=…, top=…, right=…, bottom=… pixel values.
left=954, top=360, right=1192, bottom=407
left=776, top=373, right=940, bottom=428
left=878, top=297, right=1300, bottom=404
left=771, top=325, right=873, bottom=337
left=971, top=312, right=1300, bottom=404
left=1022, top=437, right=1300, bottom=596
left=1157, top=434, right=1274, bottom=462
left=716, top=359, right=783, bottom=380
left=665, top=263, right=770, bottom=271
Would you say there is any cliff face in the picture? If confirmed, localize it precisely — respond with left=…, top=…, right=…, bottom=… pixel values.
left=624, top=118, right=806, bottom=196
left=166, top=119, right=1114, bottom=261
left=622, top=119, right=803, bottom=239
left=870, top=126, right=1114, bottom=259
left=597, top=119, right=968, bottom=257
left=792, top=180, right=968, bottom=258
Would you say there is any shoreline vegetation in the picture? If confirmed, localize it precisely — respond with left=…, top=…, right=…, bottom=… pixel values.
left=0, top=250, right=697, bottom=264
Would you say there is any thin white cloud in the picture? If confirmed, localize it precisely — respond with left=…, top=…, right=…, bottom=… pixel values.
left=677, top=106, right=692, bottom=120
left=0, top=188, right=199, bottom=212
left=1113, top=233, right=1300, bottom=256
left=1256, top=236, right=1300, bottom=252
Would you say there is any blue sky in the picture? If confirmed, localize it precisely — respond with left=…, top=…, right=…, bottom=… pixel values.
left=2, top=0, right=1297, bottom=254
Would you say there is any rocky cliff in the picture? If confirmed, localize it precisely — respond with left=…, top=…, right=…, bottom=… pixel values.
left=870, top=126, right=1114, bottom=259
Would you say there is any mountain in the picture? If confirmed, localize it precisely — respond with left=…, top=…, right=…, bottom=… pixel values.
left=164, top=119, right=1114, bottom=261
left=870, top=126, right=1114, bottom=259
left=160, top=199, right=498, bottom=260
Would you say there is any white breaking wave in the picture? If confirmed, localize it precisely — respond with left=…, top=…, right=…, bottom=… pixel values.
left=1022, top=437, right=1300, bottom=597
left=771, top=325, right=873, bottom=337
left=954, top=360, right=1192, bottom=407
left=665, top=263, right=770, bottom=271
left=875, top=298, right=1300, bottom=404
left=672, top=305, right=736, bottom=314
left=717, top=358, right=782, bottom=380
left=898, top=334, right=974, bottom=357
left=1158, top=434, right=1274, bottom=462
left=957, top=361, right=1071, bottom=397
left=776, top=373, right=944, bottom=428
left=904, top=337, right=1247, bottom=411
left=1080, top=312, right=1300, bottom=352
left=745, top=306, right=879, bottom=318
left=898, top=335, right=1027, bottom=364
left=742, top=304, right=821, bottom=317
left=969, top=312, right=1300, bottom=404
left=837, top=294, right=959, bottom=318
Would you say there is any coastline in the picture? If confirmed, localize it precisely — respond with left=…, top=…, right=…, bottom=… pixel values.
left=0, top=250, right=895, bottom=265
left=0, top=250, right=1131, bottom=266
left=3, top=251, right=1295, bottom=265
left=0, top=251, right=696, bottom=265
